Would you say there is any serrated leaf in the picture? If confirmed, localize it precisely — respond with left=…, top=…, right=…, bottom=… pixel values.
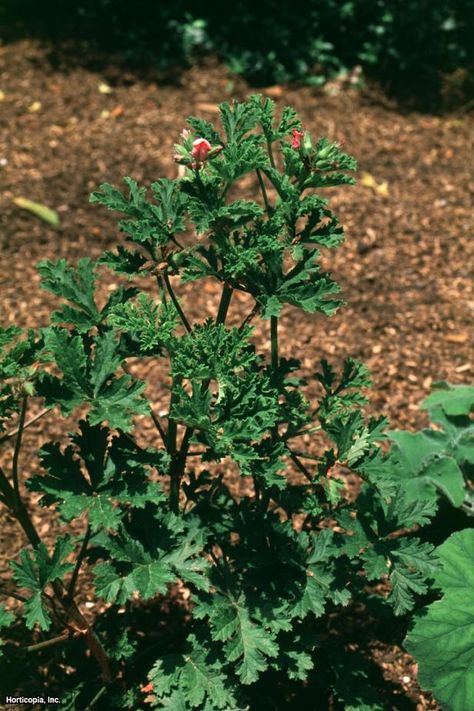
left=10, top=537, right=74, bottom=630
left=207, top=595, right=278, bottom=684
left=24, top=591, right=52, bottom=631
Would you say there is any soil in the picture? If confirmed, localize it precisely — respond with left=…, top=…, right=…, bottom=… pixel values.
left=0, top=38, right=473, bottom=710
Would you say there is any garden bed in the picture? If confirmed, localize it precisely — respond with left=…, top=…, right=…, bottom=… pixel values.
left=0, top=38, right=472, bottom=709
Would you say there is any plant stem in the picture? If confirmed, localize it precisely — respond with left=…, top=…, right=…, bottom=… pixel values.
left=156, top=274, right=168, bottom=305
left=288, top=451, right=313, bottom=484
left=238, top=302, right=260, bottom=332
left=0, top=465, right=15, bottom=506
left=12, top=496, right=42, bottom=548
left=216, top=283, right=233, bottom=325
left=11, top=395, right=28, bottom=501
left=266, top=139, right=276, bottom=169
left=270, top=316, right=278, bottom=374
left=270, top=315, right=279, bottom=442
left=169, top=426, right=194, bottom=515
left=0, top=586, right=27, bottom=602
left=256, top=169, right=271, bottom=214
left=163, top=273, right=191, bottom=332
left=149, top=407, right=167, bottom=446
left=0, top=407, right=51, bottom=445
left=289, top=450, right=323, bottom=462
left=25, top=632, right=70, bottom=653
left=85, top=684, right=108, bottom=710
left=67, top=526, right=92, bottom=602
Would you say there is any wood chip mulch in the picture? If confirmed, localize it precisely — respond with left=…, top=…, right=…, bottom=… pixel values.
left=0, top=39, right=473, bottom=709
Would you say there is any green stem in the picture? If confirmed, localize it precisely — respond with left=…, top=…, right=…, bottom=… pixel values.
left=266, top=138, right=276, bottom=169
left=220, top=180, right=232, bottom=202
left=85, top=685, right=108, bottom=711
left=12, top=395, right=28, bottom=501
left=0, top=465, right=15, bottom=507
left=0, top=586, right=27, bottom=603
left=270, top=316, right=278, bottom=375
left=256, top=169, right=271, bottom=214
left=163, top=273, right=191, bottom=332
left=216, top=283, right=233, bottom=325
left=169, top=427, right=193, bottom=515
left=11, top=495, right=42, bottom=548
left=238, top=302, right=260, bottom=332
left=67, top=526, right=92, bottom=602
left=156, top=275, right=168, bottom=305
left=289, top=450, right=323, bottom=462
left=149, top=407, right=168, bottom=447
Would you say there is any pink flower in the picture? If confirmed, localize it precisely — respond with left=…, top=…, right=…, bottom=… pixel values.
left=291, top=129, right=304, bottom=149
left=191, top=138, right=212, bottom=162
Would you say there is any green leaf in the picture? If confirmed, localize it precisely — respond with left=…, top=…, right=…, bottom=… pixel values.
left=89, top=329, right=123, bottom=396
left=205, top=595, right=278, bottom=684
left=42, top=328, right=90, bottom=395
left=149, top=635, right=242, bottom=710
left=94, top=522, right=209, bottom=604
left=39, top=329, right=149, bottom=430
left=38, top=258, right=99, bottom=330
left=88, top=375, right=148, bottom=431
left=389, top=430, right=466, bottom=507
left=10, top=537, right=74, bottom=630
left=422, top=382, right=474, bottom=418
left=388, top=538, right=438, bottom=615
left=24, top=591, right=52, bottom=631
left=405, top=530, right=474, bottom=710
left=30, top=422, right=168, bottom=529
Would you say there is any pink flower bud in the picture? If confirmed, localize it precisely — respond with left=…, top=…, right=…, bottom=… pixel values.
left=191, top=138, right=212, bottom=162
left=291, top=129, right=304, bottom=150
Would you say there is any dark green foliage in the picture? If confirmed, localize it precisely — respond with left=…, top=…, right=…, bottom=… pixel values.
left=29, top=420, right=169, bottom=531
left=0, top=97, right=458, bottom=709
left=2, top=0, right=472, bottom=104
left=10, top=537, right=75, bottom=630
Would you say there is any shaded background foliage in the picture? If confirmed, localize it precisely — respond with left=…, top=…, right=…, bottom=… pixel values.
left=1, top=0, right=473, bottom=105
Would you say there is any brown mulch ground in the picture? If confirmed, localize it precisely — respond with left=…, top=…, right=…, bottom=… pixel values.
left=1, top=38, right=473, bottom=709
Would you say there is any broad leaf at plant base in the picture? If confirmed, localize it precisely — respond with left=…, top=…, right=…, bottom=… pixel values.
left=388, top=382, right=474, bottom=509
left=405, top=529, right=474, bottom=711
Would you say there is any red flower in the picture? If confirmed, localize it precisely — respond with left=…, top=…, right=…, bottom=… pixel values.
left=191, top=138, right=213, bottom=162
left=291, top=129, right=304, bottom=149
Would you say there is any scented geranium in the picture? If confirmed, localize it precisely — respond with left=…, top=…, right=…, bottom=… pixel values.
left=0, top=96, right=445, bottom=710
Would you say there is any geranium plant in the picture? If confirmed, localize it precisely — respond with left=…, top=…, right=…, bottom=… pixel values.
left=0, top=96, right=448, bottom=709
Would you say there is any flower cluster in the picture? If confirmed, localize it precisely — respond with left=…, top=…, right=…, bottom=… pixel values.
left=174, top=129, right=223, bottom=170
